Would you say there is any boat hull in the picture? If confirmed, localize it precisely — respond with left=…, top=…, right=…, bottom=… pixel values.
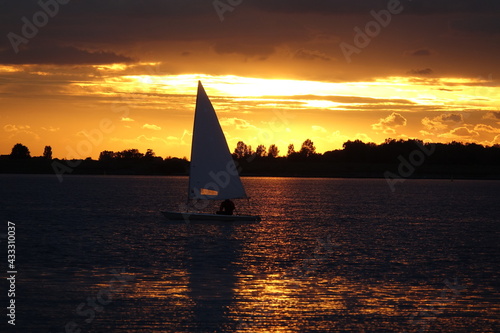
left=162, top=211, right=261, bottom=222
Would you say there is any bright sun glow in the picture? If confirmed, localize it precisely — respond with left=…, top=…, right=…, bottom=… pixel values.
left=5, top=65, right=499, bottom=160
left=88, top=73, right=499, bottom=112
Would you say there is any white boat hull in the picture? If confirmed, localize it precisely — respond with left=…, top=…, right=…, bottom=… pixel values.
left=162, top=211, right=261, bottom=222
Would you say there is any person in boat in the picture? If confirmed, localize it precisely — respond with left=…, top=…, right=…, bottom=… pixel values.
left=217, top=199, right=235, bottom=215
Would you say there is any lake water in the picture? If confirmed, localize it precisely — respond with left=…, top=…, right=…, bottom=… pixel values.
left=0, top=175, right=498, bottom=332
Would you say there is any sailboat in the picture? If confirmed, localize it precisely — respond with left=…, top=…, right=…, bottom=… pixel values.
left=162, top=81, right=261, bottom=222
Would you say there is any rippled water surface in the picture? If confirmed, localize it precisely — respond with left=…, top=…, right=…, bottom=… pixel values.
left=0, top=175, right=498, bottom=332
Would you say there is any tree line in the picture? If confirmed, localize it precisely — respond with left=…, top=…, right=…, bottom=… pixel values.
left=1, top=144, right=187, bottom=175
left=231, top=138, right=500, bottom=164
left=230, top=139, right=500, bottom=178
left=2, top=139, right=500, bottom=178
left=2, top=139, right=318, bottom=161
left=231, top=139, right=316, bottom=159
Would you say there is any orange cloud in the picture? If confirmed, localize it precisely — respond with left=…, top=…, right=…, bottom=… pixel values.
left=474, top=124, right=500, bottom=133
left=371, top=112, right=407, bottom=134
left=312, top=125, right=327, bottom=133
left=41, top=126, right=60, bottom=132
left=421, top=113, right=464, bottom=132
left=220, top=117, right=256, bottom=131
left=483, top=111, right=500, bottom=121
left=439, top=127, right=479, bottom=138
left=142, top=124, right=161, bottom=131
left=4, top=124, right=30, bottom=132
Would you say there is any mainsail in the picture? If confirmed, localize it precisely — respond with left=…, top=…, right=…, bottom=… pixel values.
left=188, top=81, right=248, bottom=200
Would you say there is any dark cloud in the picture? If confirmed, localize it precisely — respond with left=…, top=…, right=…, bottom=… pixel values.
left=0, top=45, right=134, bottom=65
left=450, top=16, right=500, bottom=36
left=0, top=1, right=214, bottom=48
left=405, top=49, right=435, bottom=57
left=440, top=113, right=463, bottom=123
left=405, top=0, right=500, bottom=15
left=293, top=49, right=332, bottom=61
left=0, top=0, right=310, bottom=63
left=252, top=0, right=378, bottom=14
left=252, top=0, right=500, bottom=15
left=1, top=0, right=209, bottom=21
left=12, top=0, right=491, bottom=18
left=213, top=42, right=275, bottom=58
left=408, top=68, right=434, bottom=76
left=0, top=0, right=499, bottom=77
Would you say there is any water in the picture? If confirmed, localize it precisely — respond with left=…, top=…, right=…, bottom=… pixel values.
left=0, top=175, right=498, bottom=332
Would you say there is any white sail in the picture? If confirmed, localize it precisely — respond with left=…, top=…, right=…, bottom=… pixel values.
left=188, top=81, right=248, bottom=200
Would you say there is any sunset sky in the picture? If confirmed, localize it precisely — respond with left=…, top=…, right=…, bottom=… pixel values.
left=1, top=0, right=499, bottom=159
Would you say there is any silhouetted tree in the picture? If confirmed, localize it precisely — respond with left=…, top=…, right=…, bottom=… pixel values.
left=343, top=139, right=369, bottom=162
left=384, top=138, right=397, bottom=145
left=343, top=139, right=365, bottom=150
left=287, top=144, right=295, bottom=157
left=42, top=146, right=52, bottom=160
left=99, top=150, right=115, bottom=161
left=116, top=149, right=143, bottom=159
left=300, top=139, right=316, bottom=157
left=255, top=144, right=266, bottom=157
left=10, top=143, right=30, bottom=159
left=268, top=144, right=279, bottom=158
left=234, top=141, right=247, bottom=158
left=144, top=148, right=156, bottom=159
left=245, top=145, right=254, bottom=157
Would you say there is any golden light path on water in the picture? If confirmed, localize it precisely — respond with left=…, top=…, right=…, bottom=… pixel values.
left=8, top=175, right=498, bottom=332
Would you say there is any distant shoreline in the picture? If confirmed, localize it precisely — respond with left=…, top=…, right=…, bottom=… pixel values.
left=2, top=139, right=500, bottom=181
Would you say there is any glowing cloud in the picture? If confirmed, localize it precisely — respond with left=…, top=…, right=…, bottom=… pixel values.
left=4, top=124, right=31, bottom=132
left=3, top=124, right=40, bottom=141
left=371, top=112, right=407, bottom=134
left=41, top=126, right=60, bottom=132
left=421, top=113, right=464, bottom=132
left=474, top=124, right=500, bottom=134
left=142, top=124, right=162, bottom=131
left=220, top=118, right=256, bottom=130
left=312, top=125, right=327, bottom=133
left=483, top=111, right=500, bottom=121
left=439, top=127, right=479, bottom=138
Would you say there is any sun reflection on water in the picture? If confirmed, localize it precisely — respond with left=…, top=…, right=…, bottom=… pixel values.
left=5, top=175, right=498, bottom=332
